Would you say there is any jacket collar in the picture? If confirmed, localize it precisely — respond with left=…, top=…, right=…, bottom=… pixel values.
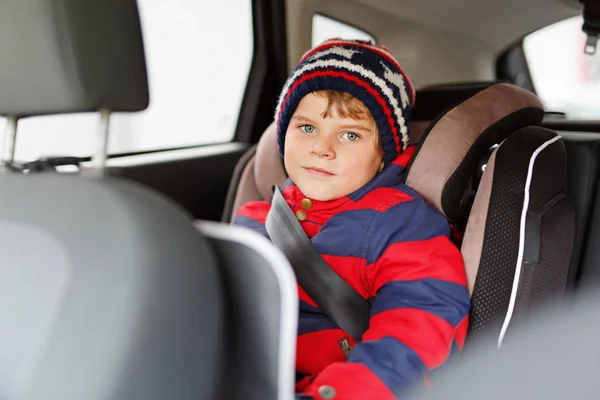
left=280, top=161, right=407, bottom=212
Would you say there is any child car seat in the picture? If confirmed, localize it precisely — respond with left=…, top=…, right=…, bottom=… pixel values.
left=406, top=83, right=575, bottom=345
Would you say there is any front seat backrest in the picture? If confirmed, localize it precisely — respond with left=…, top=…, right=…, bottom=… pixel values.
left=0, top=1, right=228, bottom=399
left=406, top=289, right=600, bottom=400
left=0, top=176, right=226, bottom=400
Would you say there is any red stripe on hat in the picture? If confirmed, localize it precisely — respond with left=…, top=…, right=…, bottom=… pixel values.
left=300, top=41, right=415, bottom=106
left=279, top=69, right=402, bottom=155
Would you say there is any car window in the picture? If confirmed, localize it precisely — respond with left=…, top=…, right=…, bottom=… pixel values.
left=312, top=14, right=376, bottom=47
left=0, top=0, right=253, bottom=162
left=524, top=16, right=600, bottom=120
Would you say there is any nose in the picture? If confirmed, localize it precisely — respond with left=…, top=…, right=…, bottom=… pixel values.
left=311, top=133, right=335, bottom=159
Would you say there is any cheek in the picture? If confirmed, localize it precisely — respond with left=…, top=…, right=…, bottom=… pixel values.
left=283, top=130, right=294, bottom=154
left=342, top=147, right=381, bottom=175
left=284, top=131, right=302, bottom=170
left=284, top=130, right=305, bottom=154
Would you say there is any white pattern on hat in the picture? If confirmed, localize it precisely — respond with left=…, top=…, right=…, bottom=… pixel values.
left=306, top=47, right=359, bottom=61
left=381, top=62, right=410, bottom=109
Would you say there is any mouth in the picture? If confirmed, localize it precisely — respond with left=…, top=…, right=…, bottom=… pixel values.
left=303, top=166, right=335, bottom=177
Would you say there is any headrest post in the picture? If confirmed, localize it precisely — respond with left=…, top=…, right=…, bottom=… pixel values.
left=1, top=116, right=18, bottom=167
left=584, top=34, right=598, bottom=55
left=91, top=108, right=111, bottom=174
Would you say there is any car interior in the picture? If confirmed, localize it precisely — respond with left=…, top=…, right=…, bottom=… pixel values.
left=1, top=0, right=599, bottom=399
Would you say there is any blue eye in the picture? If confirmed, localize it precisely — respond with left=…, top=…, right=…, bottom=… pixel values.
left=300, top=125, right=316, bottom=133
left=342, top=132, right=360, bottom=141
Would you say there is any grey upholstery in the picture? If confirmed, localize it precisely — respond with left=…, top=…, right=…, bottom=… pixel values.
left=0, top=0, right=148, bottom=116
left=0, top=175, right=225, bottom=400
left=406, top=290, right=600, bottom=400
left=0, top=175, right=299, bottom=400
left=197, top=221, right=298, bottom=400
left=1, top=1, right=263, bottom=399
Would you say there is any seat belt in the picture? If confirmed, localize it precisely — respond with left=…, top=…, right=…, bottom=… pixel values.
left=265, top=185, right=371, bottom=342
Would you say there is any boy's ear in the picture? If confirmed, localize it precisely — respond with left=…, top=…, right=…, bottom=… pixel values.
left=379, top=160, right=384, bottom=172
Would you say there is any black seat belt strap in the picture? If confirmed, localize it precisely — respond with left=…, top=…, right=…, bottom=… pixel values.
left=265, top=185, right=371, bottom=342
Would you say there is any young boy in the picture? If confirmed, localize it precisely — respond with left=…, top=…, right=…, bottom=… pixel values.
left=233, top=39, right=470, bottom=399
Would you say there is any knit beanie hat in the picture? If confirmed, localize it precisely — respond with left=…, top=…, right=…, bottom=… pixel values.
left=274, top=38, right=415, bottom=167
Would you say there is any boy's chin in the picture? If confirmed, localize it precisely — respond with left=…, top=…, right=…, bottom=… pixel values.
left=295, top=182, right=348, bottom=202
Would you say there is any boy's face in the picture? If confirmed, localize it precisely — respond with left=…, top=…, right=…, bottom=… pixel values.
left=284, top=93, right=384, bottom=201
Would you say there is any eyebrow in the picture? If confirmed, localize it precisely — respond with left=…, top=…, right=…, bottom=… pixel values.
left=337, top=124, right=374, bottom=133
left=291, top=115, right=315, bottom=124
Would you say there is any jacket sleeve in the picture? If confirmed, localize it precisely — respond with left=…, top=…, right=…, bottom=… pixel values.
left=297, top=198, right=471, bottom=399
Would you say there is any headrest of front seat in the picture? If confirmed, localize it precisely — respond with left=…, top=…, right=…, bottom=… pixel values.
left=406, top=83, right=545, bottom=227
left=0, top=0, right=149, bottom=117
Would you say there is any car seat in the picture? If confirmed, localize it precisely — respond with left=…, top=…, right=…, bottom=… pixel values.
left=225, top=81, right=576, bottom=348
left=0, top=1, right=297, bottom=399
left=405, top=83, right=575, bottom=345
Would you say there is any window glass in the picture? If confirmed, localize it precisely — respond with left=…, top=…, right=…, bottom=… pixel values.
left=1, top=0, right=253, bottom=162
left=524, top=16, right=600, bottom=120
left=312, top=14, right=376, bottom=47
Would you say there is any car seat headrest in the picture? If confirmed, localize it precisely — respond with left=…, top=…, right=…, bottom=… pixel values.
left=412, top=81, right=498, bottom=122
left=406, top=83, right=545, bottom=227
left=0, top=0, right=149, bottom=117
left=254, top=123, right=288, bottom=201
left=409, top=81, right=498, bottom=145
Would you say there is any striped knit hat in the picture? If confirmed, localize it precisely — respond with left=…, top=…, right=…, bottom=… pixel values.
left=275, top=38, right=415, bottom=167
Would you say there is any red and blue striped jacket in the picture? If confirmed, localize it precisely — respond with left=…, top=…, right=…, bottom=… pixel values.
left=233, top=151, right=470, bottom=399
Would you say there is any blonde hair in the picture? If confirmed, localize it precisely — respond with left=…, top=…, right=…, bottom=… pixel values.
left=312, top=90, right=382, bottom=153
